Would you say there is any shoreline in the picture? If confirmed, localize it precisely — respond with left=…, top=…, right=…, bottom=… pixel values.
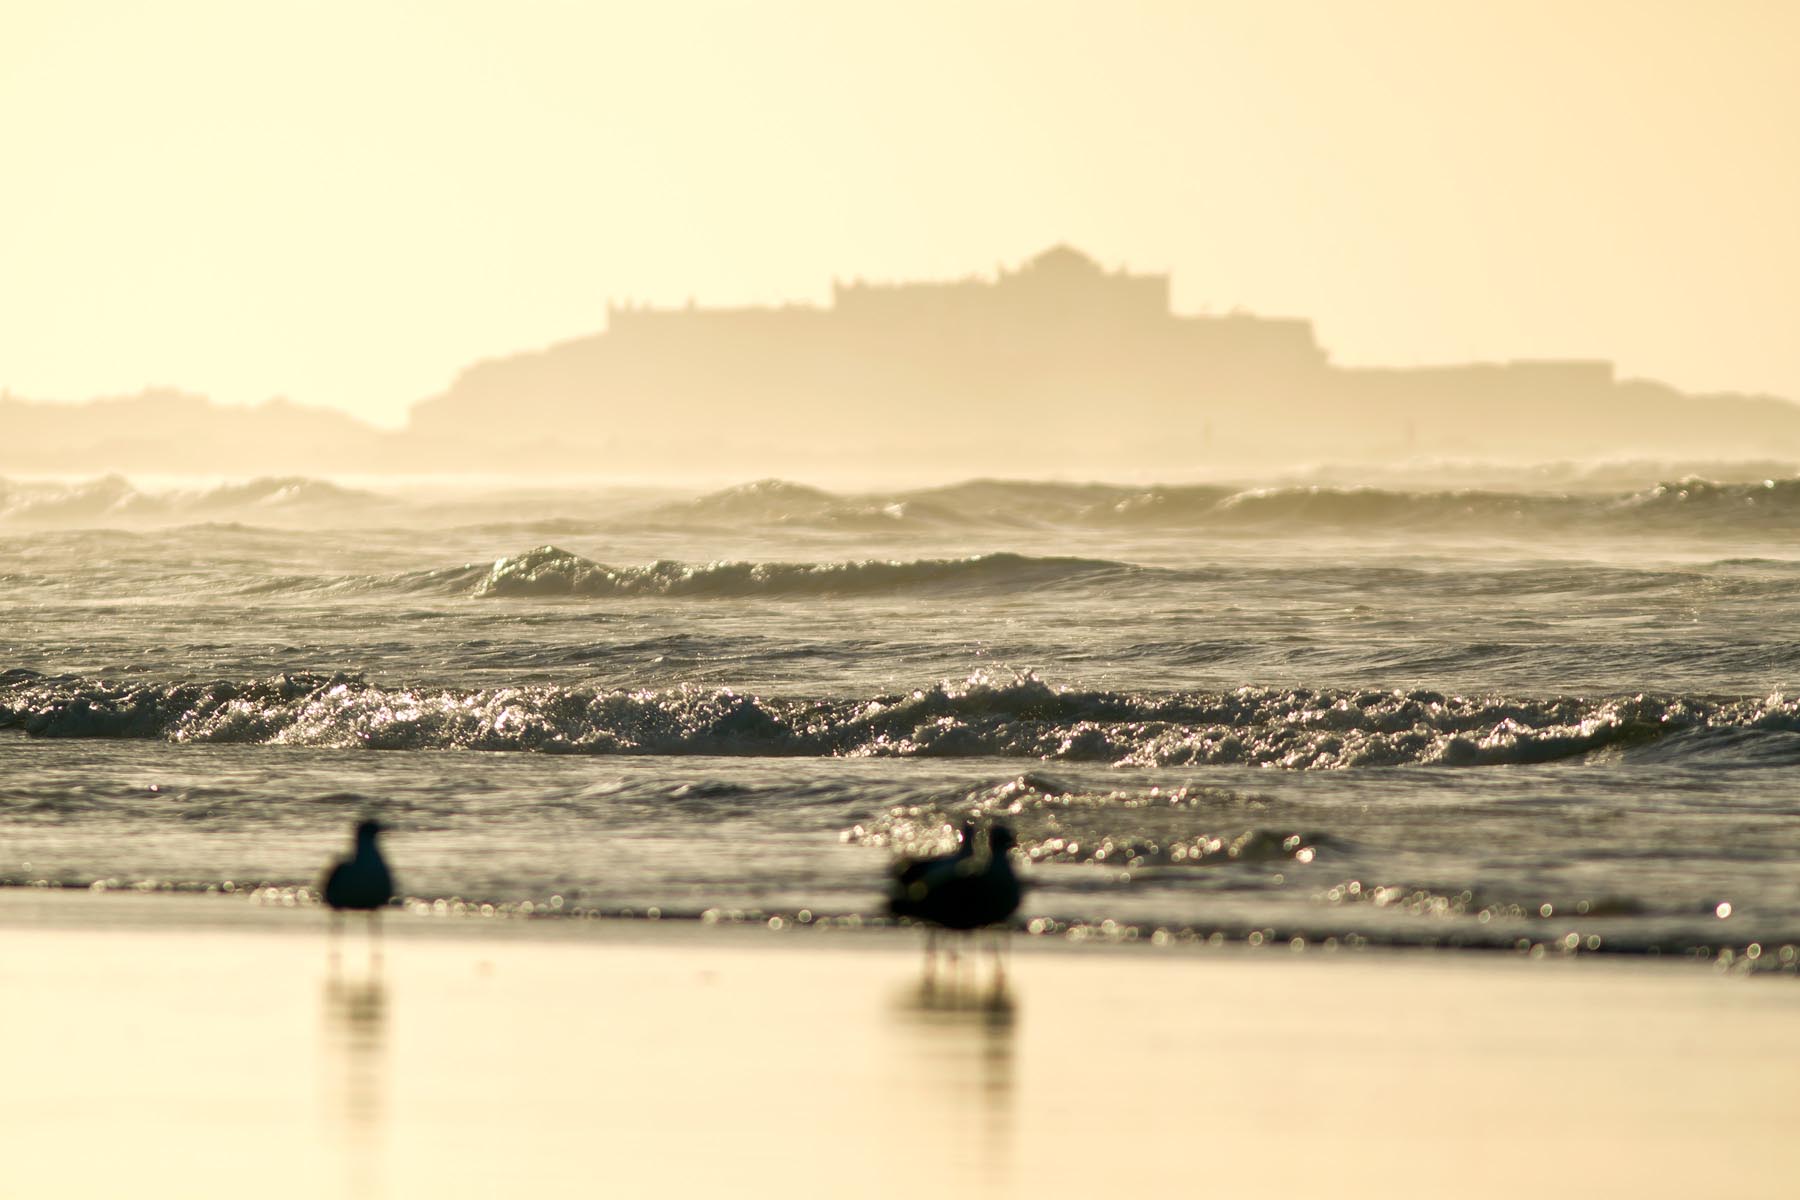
left=4, top=884, right=1795, bottom=978
left=6, top=890, right=1800, bottom=1197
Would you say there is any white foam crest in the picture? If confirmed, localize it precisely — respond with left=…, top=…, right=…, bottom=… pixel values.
left=6, top=670, right=1800, bottom=769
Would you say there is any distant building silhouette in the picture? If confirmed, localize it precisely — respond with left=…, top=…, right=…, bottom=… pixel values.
left=6, top=247, right=1797, bottom=475
left=408, top=246, right=1800, bottom=469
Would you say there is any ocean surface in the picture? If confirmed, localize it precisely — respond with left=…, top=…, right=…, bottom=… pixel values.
left=5, top=467, right=1800, bottom=967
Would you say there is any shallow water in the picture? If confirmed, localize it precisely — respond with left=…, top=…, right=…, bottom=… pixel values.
left=4, top=470, right=1800, bottom=965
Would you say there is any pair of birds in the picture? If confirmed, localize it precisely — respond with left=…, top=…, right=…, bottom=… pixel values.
left=322, top=816, right=1024, bottom=935
left=887, top=821, right=1022, bottom=934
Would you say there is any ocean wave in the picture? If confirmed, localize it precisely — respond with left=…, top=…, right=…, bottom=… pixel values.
left=6, top=669, right=1799, bottom=768
left=10, top=471, right=1800, bottom=535
left=614, top=474, right=1800, bottom=534
left=222, top=547, right=1136, bottom=600
left=469, top=545, right=1135, bottom=598
left=653, top=478, right=1110, bottom=529
left=0, top=474, right=383, bottom=525
left=845, top=772, right=1328, bottom=870
left=1050, top=476, right=1800, bottom=531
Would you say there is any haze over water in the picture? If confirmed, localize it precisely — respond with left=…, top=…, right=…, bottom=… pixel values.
left=5, top=465, right=1800, bottom=967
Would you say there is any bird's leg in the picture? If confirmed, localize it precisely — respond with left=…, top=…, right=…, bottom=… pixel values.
left=328, top=909, right=344, bottom=972
left=923, top=927, right=938, bottom=984
left=368, top=909, right=383, bottom=970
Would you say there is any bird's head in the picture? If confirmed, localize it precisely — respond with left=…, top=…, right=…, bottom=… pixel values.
left=987, top=823, right=1017, bottom=855
left=355, top=818, right=386, bottom=841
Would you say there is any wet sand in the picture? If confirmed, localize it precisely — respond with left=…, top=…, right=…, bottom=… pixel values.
left=2, top=891, right=1796, bottom=1199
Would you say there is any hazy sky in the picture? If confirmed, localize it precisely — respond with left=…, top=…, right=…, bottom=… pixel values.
left=4, top=0, right=1795, bottom=427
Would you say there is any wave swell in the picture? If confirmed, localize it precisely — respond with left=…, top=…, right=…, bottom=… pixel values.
left=10, top=471, right=1800, bottom=536
left=467, top=546, right=1132, bottom=598
left=648, top=474, right=1800, bottom=534
left=0, top=475, right=381, bottom=524
left=6, top=670, right=1798, bottom=768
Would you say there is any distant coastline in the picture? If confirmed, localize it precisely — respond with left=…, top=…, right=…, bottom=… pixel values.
left=7, top=247, right=1797, bottom=476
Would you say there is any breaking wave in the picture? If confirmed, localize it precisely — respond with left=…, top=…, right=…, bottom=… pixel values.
left=242, top=546, right=1143, bottom=600
left=465, top=545, right=1133, bottom=598
left=0, top=474, right=382, bottom=525
left=6, top=669, right=1798, bottom=768
left=845, top=771, right=1326, bottom=868
left=8, top=470, right=1800, bottom=535
left=642, top=474, right=1800, bottom=534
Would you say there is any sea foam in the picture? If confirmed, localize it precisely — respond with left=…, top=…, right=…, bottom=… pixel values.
left=6, top=669, right=1798, bottom=768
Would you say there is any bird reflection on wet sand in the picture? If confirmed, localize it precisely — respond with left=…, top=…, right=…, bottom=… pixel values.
left=323, top=961, right=389, bottom=1199
left=892, top=970, right=1018, bottom=1185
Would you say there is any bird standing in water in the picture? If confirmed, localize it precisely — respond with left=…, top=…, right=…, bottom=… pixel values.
left=889, top=822, right=1022, bottom=978
left=323, top=819, right=397, bottom=961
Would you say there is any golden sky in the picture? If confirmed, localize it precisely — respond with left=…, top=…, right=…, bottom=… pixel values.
left=3, top=0, right=1795, bottom=427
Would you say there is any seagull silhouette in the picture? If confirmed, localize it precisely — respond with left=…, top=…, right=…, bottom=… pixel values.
left=889, top=822, right=1022, bottom=975
left=323, top=819, right=396, bottom=917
